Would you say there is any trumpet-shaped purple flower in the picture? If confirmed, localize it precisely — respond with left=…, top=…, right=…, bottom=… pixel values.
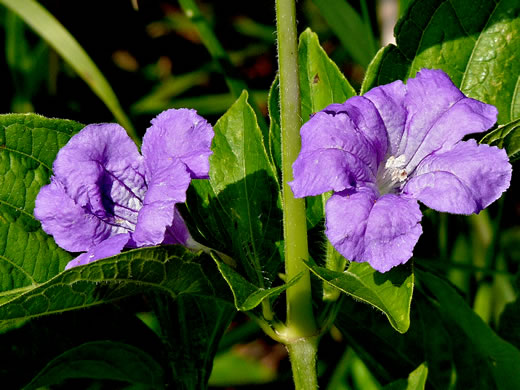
left=35, top=109, right=213, bottom=269
left=289, top=69, right=512, bottom=272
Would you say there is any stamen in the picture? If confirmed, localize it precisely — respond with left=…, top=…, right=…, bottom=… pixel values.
left=377, top=155, right=408, bottom=194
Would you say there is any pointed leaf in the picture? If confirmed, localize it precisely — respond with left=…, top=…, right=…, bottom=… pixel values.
left=216, top=258, right=301, bottom=311
left=187, top=91, right=283, bottom=289
left=299, top=28, right=357, bottom=226
left=383, top=363, right=428, bottom=390
left=361, top=0, right=520, bottom=124
left=26, top=341, right=165, bottom=389
left=306, top=259, right=413, bottom=333
left=481, top=118, right=520, bottom=162
left=299, top=28, right=357, bottom=125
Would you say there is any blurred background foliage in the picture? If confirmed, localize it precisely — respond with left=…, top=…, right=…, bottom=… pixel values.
left=0, top=0, right=518, bottom=389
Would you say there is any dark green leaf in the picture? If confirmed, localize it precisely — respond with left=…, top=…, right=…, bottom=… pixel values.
left=0, top=304, right=168, bottom=390
left=215, top=258, right=300, bottom=311
left=25, top=341, right=164, bottom=389
left=383, top=363, right=428, bottom=390
left=307, top=258, right=413, bottom=333
left=187, top=91, right=283, bottom=289
left=361, top=0, right=520, bottom=124
left=152, top=294, right=235, bottom=390
left=311, top=0, right=378, bottom=68
left=335, top=291, right=453, bottom=389
left=418, top=270, right=520, bottom=390
left=0, top=245, right=232, bottom=322
left=498, top=297, right=520, bottom=350
left=481, top=118, right=520, bottom=162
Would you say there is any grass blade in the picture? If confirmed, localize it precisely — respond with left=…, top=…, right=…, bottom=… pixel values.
left=0, top=0, right=137, bottom=142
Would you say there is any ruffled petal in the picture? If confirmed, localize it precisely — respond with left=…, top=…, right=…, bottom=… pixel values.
left=65, top=233, right=130, bottom=270
left=143, top=108, right=214, bottom=179
left=326, top=187, right=422, bottom=272
left=290, top=148, right=374, bottom=197
left=132, top=159, right=191, bottom=247
left=290, top=97, right=387, bottom=197
left=363, top=79, right=407, bottom=156
left=321, top=96, right=388, bottom=164
left=34, top=179, right=114, bottom=252
left=400, top=69, right=497, bottom=171
left=404, top=139, right=511, bottom=214
left=52, top=123, right=146, bottom=231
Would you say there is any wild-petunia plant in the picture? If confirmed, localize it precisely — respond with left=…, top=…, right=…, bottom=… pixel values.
left=0, top=0, right=519, bottom=389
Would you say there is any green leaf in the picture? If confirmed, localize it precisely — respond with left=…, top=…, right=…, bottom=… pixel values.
left=299, top=28, right=357, bottom=126
left=25, top=341, right=165, bottom=389
left=298, top=28, right=357, bottom=227
left=335, top=293, right=450, bottom=389
left=187, top=91, right=283, bottom=289
left=311, top=0, right=378, bottom=68
left=418, top=270, right=520, bottom=390
left=0, top=0, right=137, bottom=140
left=306, top=259, right=413, bottom=333
left=215, top=258, right=301, bottom=311
left=383, top=363, right=428, bottom=390
left=481, top=118, right=520, bottom=162
left=0, top=304, right=168, bottom=389
left=152, top=294, right=235, bottom=390
left=0, top=245, right=232, bottom=322
left=0, top=114, right=80, bottom=296
left=361, top=0, right=520, bottom=124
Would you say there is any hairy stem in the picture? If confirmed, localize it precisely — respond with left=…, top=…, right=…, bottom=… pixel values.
left=276, top=0, right=316, bottom=339
left=276, top=0, right=318, bottom=388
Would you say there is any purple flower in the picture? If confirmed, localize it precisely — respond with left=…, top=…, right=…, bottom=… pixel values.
left=289, top=69, right=512, bottom=273
left=35, top=109, right=213, bottom=269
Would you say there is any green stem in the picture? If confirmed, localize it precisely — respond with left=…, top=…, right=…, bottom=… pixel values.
left=287, top=337, right=319, bottom=390
left=276, top=0, right=318, bottom=388
left=276, top=0, right=317, bottom=339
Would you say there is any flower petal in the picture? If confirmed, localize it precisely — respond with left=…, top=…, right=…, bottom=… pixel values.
left=404, top=140, right=511, bottom=214
left=53, top=123, right=146, bottom=212
left=65, top=233, right=130, bottom=270
left=363, top=79, right=407, bottom=156
left=132, top=159, right=191, bottom=247
left=143, top=108, right=214, bottom=179
left=326, top=187, right=422, bottom=272
left=162, top=208, right=193, bottom=246
left=35, top=179, right=115, bottom=252
left=401, top=69, right=497, bottom=171
left=289, top=97, right=387, bottom=197
left=291, top=148, right=374, bottom=197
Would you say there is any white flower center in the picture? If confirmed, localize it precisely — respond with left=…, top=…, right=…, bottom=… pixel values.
left=376, top=155, right=408, bottom=194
